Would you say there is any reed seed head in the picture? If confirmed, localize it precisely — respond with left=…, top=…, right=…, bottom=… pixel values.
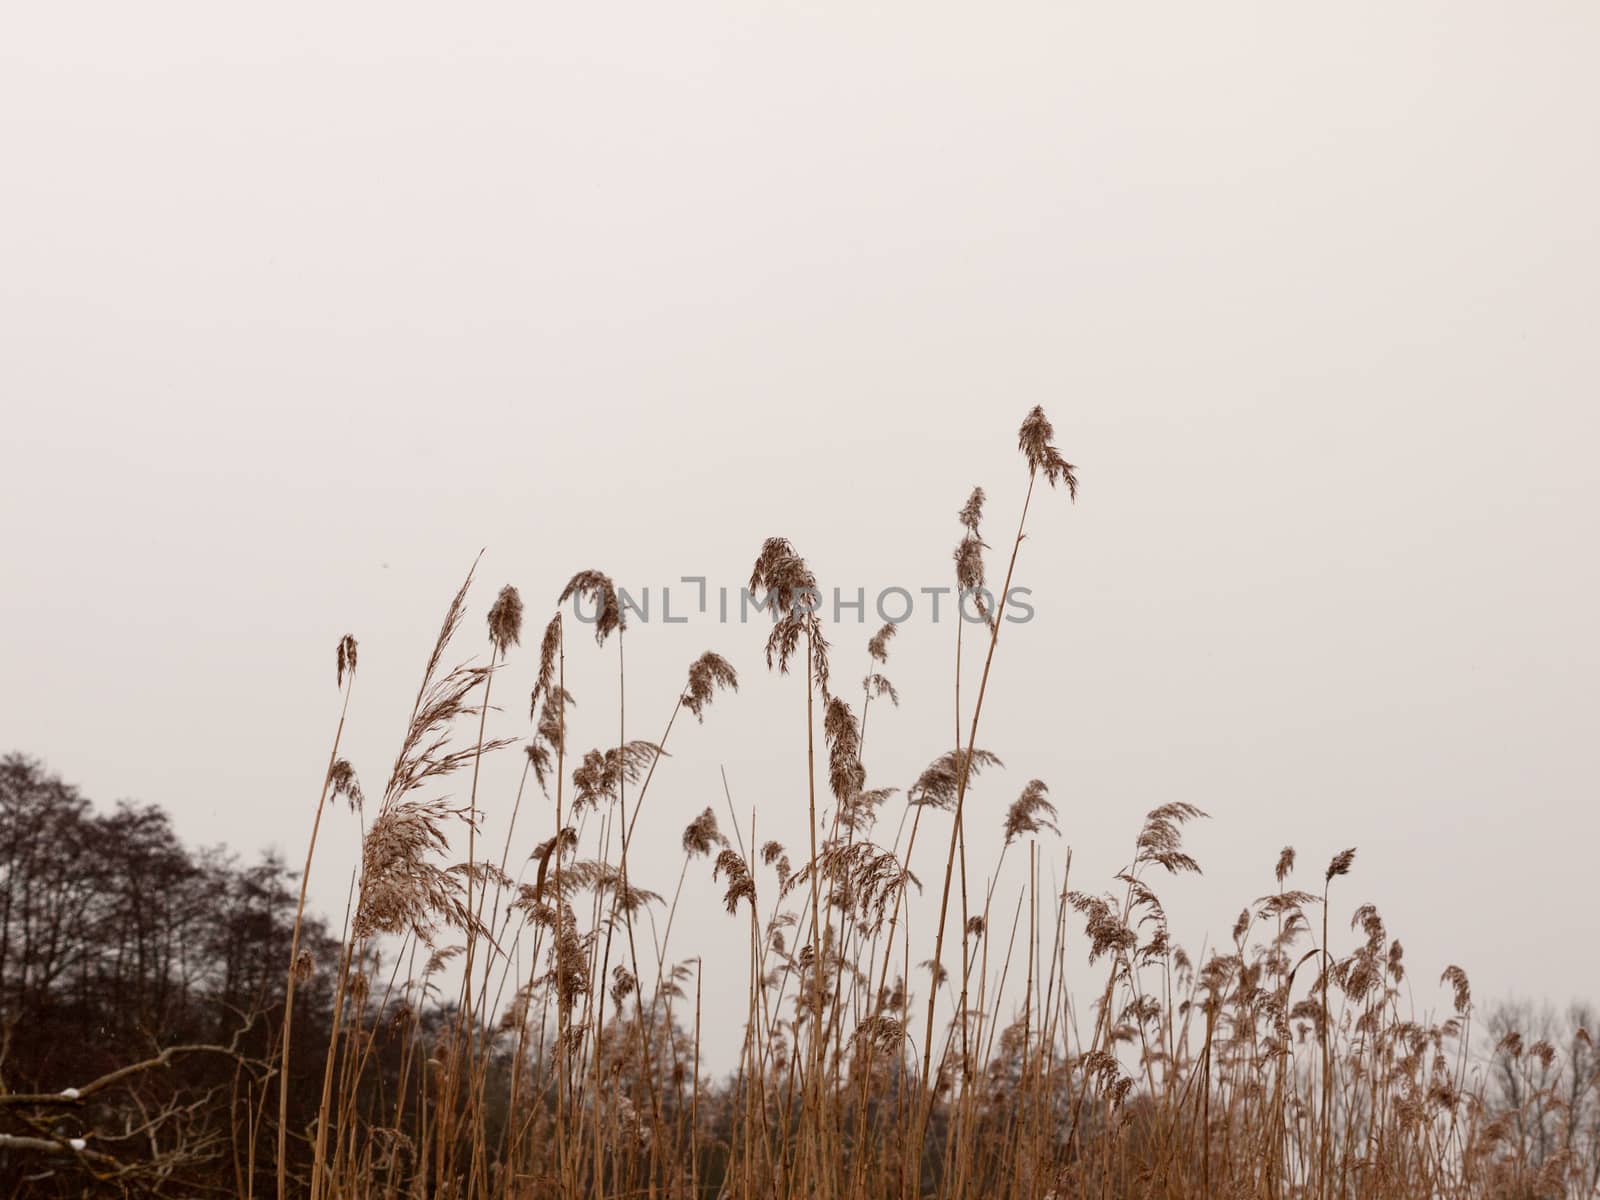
left=908, top=748, right=1003, bottom=810
left=1275, top=846, right=1296, bottom=884
left=1003, top=779, right=1058, bottom=844
left=531, top=613, right=562, bottom=713
left=559, top=570, right=623, bottom=645
left=1017, top=405, right=1079, bottom=498
left=328, top=758, right=363, bottom=814
left=866, top=622, right=897, bottom=664
left=749, top=536, right=830, bottom=690
left=958, top=487, right=985, bottom=535
left=1325, top=847, right=1357, bottom=883
left=487, top=584, right=523, bottom=656
left=712, top=849, right=756, bottom=915
left=682, top=807, right=727, bottom=858
left=1441, top=964, right=1472, bottom=1014
left=683, top=651, right=738, bottom=722
left=862, top=673, right=899, bottom=707
left=824, top=696, right=864, bottom=804
left=336, top=633, right=358, bottom=688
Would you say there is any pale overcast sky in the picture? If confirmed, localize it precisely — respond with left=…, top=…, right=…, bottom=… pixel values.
left=3, top=3, right=1597, bottom=1066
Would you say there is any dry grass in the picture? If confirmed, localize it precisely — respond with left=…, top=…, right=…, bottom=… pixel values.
left=271, top=409, right=1588, bottom=1200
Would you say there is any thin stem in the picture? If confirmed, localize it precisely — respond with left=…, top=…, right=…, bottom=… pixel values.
left=277, top=669, right=353, bottom=1200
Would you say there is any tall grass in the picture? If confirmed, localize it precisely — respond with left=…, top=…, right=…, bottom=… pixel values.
left=273, top=409, right=1579, bottom=1199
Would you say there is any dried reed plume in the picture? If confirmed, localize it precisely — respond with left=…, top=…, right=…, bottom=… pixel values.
left=762, top=840, right=793, bottom=888
left=486, top=584, right=523, bottom=656
left=824, top=695, right=865, bottom=803
left=866, top=621, right=896, bottom=663
left=327, top=758, right=363, bottom=814
left=957, top=486, right=985, bottom=534
left=1017, top=404, right=1080, bottom=498
left=1325, top=846, right=1357, bottom=881
left=862, top=673, right=898, bottom=706
left=907, top=747, right=1003, bottom=809
left=1002, top=778, right=1057, bottom=844
left=558, top=569, right=623, bottom=644
left=783, top=840, right=919, bottom=935
left=271, top=411, right=1560, bottom=1200
left=712, top=849, right=756, bottom=915
left=682, top=651, right=738, bottom=722
left=681, top=807, right=728, bottom=858
left=954, top=486, right=990, bottom=620
left=1134, top=801, right=1209, bottom=875
left=1442, top=963, right=1473, bottom=1014
left=570, top=741, right=664, bottom=813
left=1275, top=845, right=1296, bottom=883
left=748, top=536, right=829, bottom=691
left=354, top=797, right=480, bottom=943
left=531, top=613, right=562, bottom=713
left=335, top=633, right=358, bottom=688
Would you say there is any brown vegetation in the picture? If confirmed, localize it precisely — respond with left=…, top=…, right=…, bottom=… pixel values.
left=4, top=408, right=1595, bottom=1197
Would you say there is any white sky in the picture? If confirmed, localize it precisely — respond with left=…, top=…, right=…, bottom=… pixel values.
left=3, top=3, right=1598, bottom=1068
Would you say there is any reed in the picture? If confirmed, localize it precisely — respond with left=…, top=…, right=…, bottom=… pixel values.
left=277, top=409, right=1565, bottom=1200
